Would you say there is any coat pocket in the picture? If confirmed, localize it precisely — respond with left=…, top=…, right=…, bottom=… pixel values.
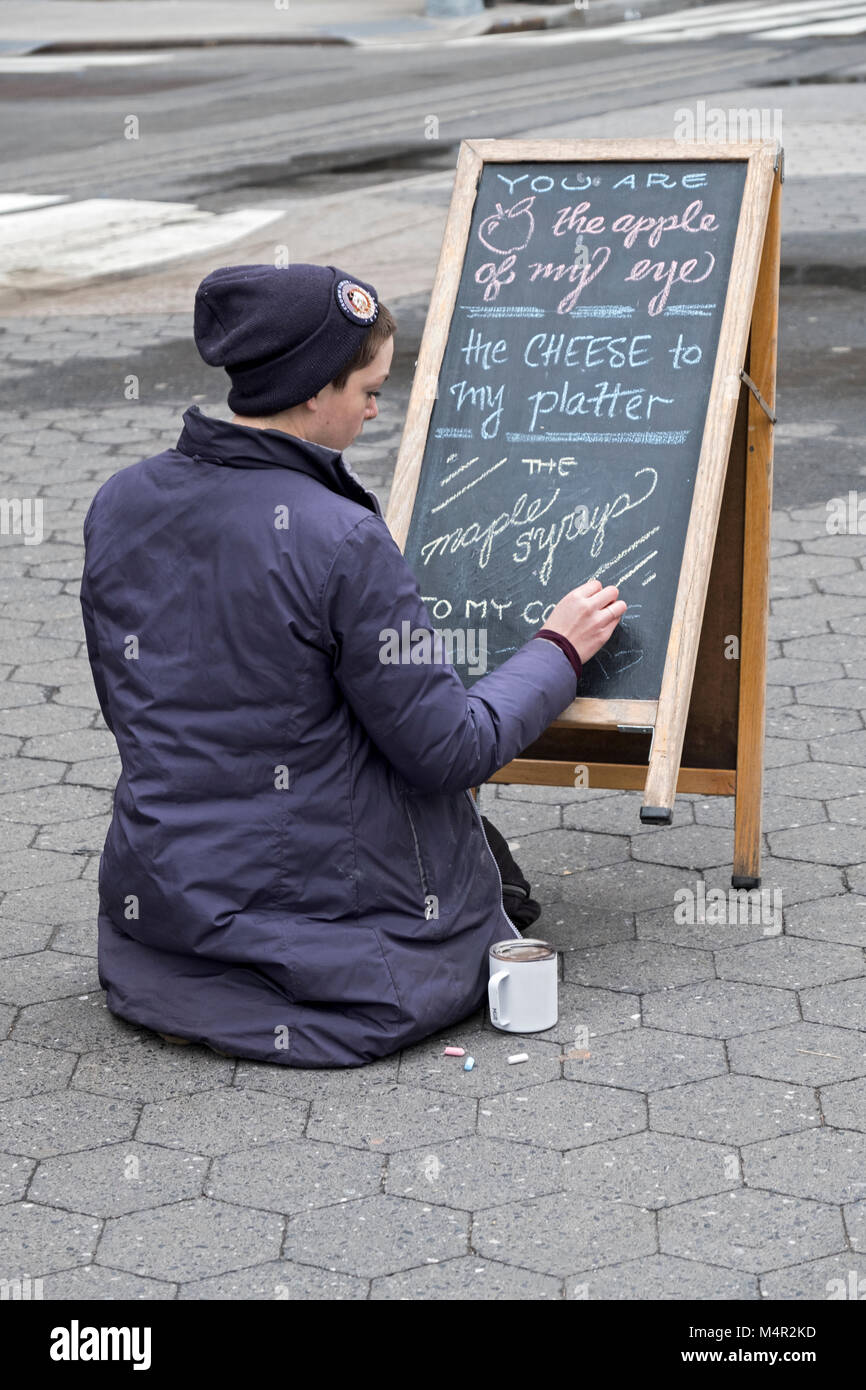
left=401, top=792, right=438, bottom=922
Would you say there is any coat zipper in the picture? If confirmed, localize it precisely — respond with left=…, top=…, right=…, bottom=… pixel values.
left=464, top=789, right=521, bottom=939
left=402, top=795, right=431, bottom=903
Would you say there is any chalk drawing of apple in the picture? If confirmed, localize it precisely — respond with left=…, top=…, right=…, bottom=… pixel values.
left=478, top=196, right=536, bottom=254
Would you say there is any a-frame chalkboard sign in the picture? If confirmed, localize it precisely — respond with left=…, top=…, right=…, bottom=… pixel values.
left=386, top=139, right=782, bottom=888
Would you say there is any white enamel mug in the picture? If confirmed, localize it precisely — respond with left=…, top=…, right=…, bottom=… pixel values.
left=488, top=939, right=558, bottom=1033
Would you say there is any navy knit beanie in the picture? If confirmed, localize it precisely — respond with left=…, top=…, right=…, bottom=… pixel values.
left=193, top=263, right=380, bottom=414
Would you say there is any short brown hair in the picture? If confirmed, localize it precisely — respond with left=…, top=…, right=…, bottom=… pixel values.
left=331, top=302, right=396, bottom=390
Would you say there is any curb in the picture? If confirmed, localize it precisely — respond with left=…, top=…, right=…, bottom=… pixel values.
left=29, top=5, right=577, bottom=55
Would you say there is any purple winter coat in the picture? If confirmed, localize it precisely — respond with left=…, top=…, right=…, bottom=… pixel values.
left=79, top=405, right=578, bottom=1067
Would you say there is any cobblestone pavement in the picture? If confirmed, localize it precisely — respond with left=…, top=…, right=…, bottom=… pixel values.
left=0, top=314, right=864, bottom=1301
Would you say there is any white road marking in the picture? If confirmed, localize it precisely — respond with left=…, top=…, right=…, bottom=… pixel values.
left=0, top=198, right=283, bottom=285
left=0, top=53, right=171, bottom=73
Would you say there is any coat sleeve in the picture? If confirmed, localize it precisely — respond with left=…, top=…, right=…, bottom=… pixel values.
left=79, top=526, right=116, bottom=737
left=320, top=513, right=578, bottom=795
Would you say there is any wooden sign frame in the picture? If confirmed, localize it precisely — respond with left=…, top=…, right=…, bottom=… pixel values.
left=386, top=139, right=781, bottom=888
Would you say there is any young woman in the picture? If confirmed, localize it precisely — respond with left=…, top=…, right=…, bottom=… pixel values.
left=80, top=262, right=625, bottom=1067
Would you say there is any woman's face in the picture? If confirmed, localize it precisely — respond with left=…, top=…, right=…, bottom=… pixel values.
left=309, top=335, right=394, bottom=452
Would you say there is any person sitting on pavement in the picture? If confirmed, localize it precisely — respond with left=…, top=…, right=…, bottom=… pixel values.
left=79, top=262, right=626, bottom=1067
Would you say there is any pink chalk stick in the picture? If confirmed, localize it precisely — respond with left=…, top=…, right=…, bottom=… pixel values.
left=443, top=1046, right=466, bottom=1057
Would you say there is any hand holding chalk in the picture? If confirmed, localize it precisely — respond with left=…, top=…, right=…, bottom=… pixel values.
left=541, top=579, right=628, bottom=665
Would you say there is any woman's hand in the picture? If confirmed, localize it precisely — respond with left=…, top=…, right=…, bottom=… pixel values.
left=540, top=579, right=627, bottom=664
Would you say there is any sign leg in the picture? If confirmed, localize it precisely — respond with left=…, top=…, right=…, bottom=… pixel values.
left=732, top=164, right=782, bottom=889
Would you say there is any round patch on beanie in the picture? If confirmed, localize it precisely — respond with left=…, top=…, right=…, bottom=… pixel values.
left=335, top=279, right=378, bottom=326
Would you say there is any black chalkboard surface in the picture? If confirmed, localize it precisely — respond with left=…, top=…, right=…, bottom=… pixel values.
left=401, top=159, right=747, bottom=700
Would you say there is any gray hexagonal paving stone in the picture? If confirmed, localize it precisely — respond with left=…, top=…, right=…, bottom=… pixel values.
left=562, top=1130, right=739, bottom=1209
left=649, top=1074, right=820, bottom=1145
left=95, top=1197, right=283, bottom=1281
left=769, top=824, right=866, bottom=867
left=510, top=828, right=630, bottom=874
left=495, top=784, right=585, bottom=805
left=0, top=1152, right=33, bottom=1205
left=828, top=793, right=866, bottom=826
left=810, top=730, right=866, bottom=768
left=0, top=950, right=99, bottom=1005
left=566, top=1253, right=759, bottom=1299
left=0, top=848, right=85, bottom=893
left=850, top=865, right=866, bottom=896
left=513, top=983, right=641, bottom=1046
left=179, top=1261, right=367, bottom=1299
left=29, top=1143, right=208, bottom=1216
left=0, top=1002, right=16, bottom=1037
left=0, top=783, right=109, bottom=824
left=636, top=903, right=769, bottom=950
left=398, top=1030, right=561, bottom=1097
left=283, top=1193, right=467, bottom=1277
left=11, top=992, right=141, bottom=1051
left=0, top=917, right=53, bottom=958
left=659, top=1188, right=845, bottom=1272
left=742, top=1127, right=866, bottom=1204
left=307, top=1084, right=475, bottom=1154
left=233, top=1054, right=401, bottom=1103
left=483, top=801, right=561, bottom=838
left=562, top=940, right=715, bottom=993
left=39, top=1264, right=176, bottom=1299
left=18, top=727, right=117, bottom=762
left=72, top=1039, right=234, bottom=1103
left=473, top=1192, right=656, bottom=1276
left=35, top=817, right=111, bottom=854
left=0, top=702, right=90, bottom=737
left=0, top=1089, right=138, bottom=1158
left=692, top=792, right=826, bottom=834
left=785, top=895, right=866, bottom=948
left=762, top=737, right=809, bottom=768
left=821, top=1079, right=866, bottom=1132
left=49, top=919, right=97, bottom=956
left=801, top=978, right=866, bottom=1031
left=2, top=877, right=98, bottom=924
left=643, top=979, right=799, bottom=1038
left=526, top=903, right=634, bottom=953
left=764, top=762, right=866, bottom=802
left=478, top=1080, right=646, bottom=1150
left=0, top=1202, right=101, bottom=1274
left=760, top=1253, right=866, bottom=1300
left=0, top=1040, right=76, bottom=1101
left=0, top=758, right=66, bottom=795
left=557, top=860, right=704, bottom=915
left=386, top=1135, right=563, bottom=1210
left=728, top=1022, right=866, bottom=1086
left=373, top=1256, right=564, bottom=1299
left=715, top=937, right=864, bottom=989
left=631, top=825, right=736, bottom=870
left=845, top=1200, right=866, bottom=1252
left=563, top=794, right=694, bottom=837
left=64, top=757, right=121, bottom=790
left=767, top=706, right=863, bottom=743
left=704, top=858, right=846, bottom=910
left=561, top=1028, right=726, bottom=1091
left=0, top=822, right=36, bottom=855
left=206, top=1138, right=383, bottom=1215
left=137, top=1089, right=307, bottom=1155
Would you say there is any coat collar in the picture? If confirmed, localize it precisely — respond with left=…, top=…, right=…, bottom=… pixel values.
left=175, top=405, right=382, bottom=517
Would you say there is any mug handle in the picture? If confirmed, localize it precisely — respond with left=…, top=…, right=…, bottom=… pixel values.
left=488, top=969, right=510, bottom=1027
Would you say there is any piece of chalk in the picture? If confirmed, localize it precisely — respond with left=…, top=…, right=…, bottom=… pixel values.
left=443, top=1046, right=465, bottom=1057
left=507, top=1052, right=529, bottom=1064
left=463, top=1056, right=475, bottom=1071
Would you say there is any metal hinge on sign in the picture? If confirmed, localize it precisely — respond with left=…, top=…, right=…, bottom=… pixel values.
left=739, top=369, right=777, bottom=425
left=774, top=144, right=785, bottom=183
